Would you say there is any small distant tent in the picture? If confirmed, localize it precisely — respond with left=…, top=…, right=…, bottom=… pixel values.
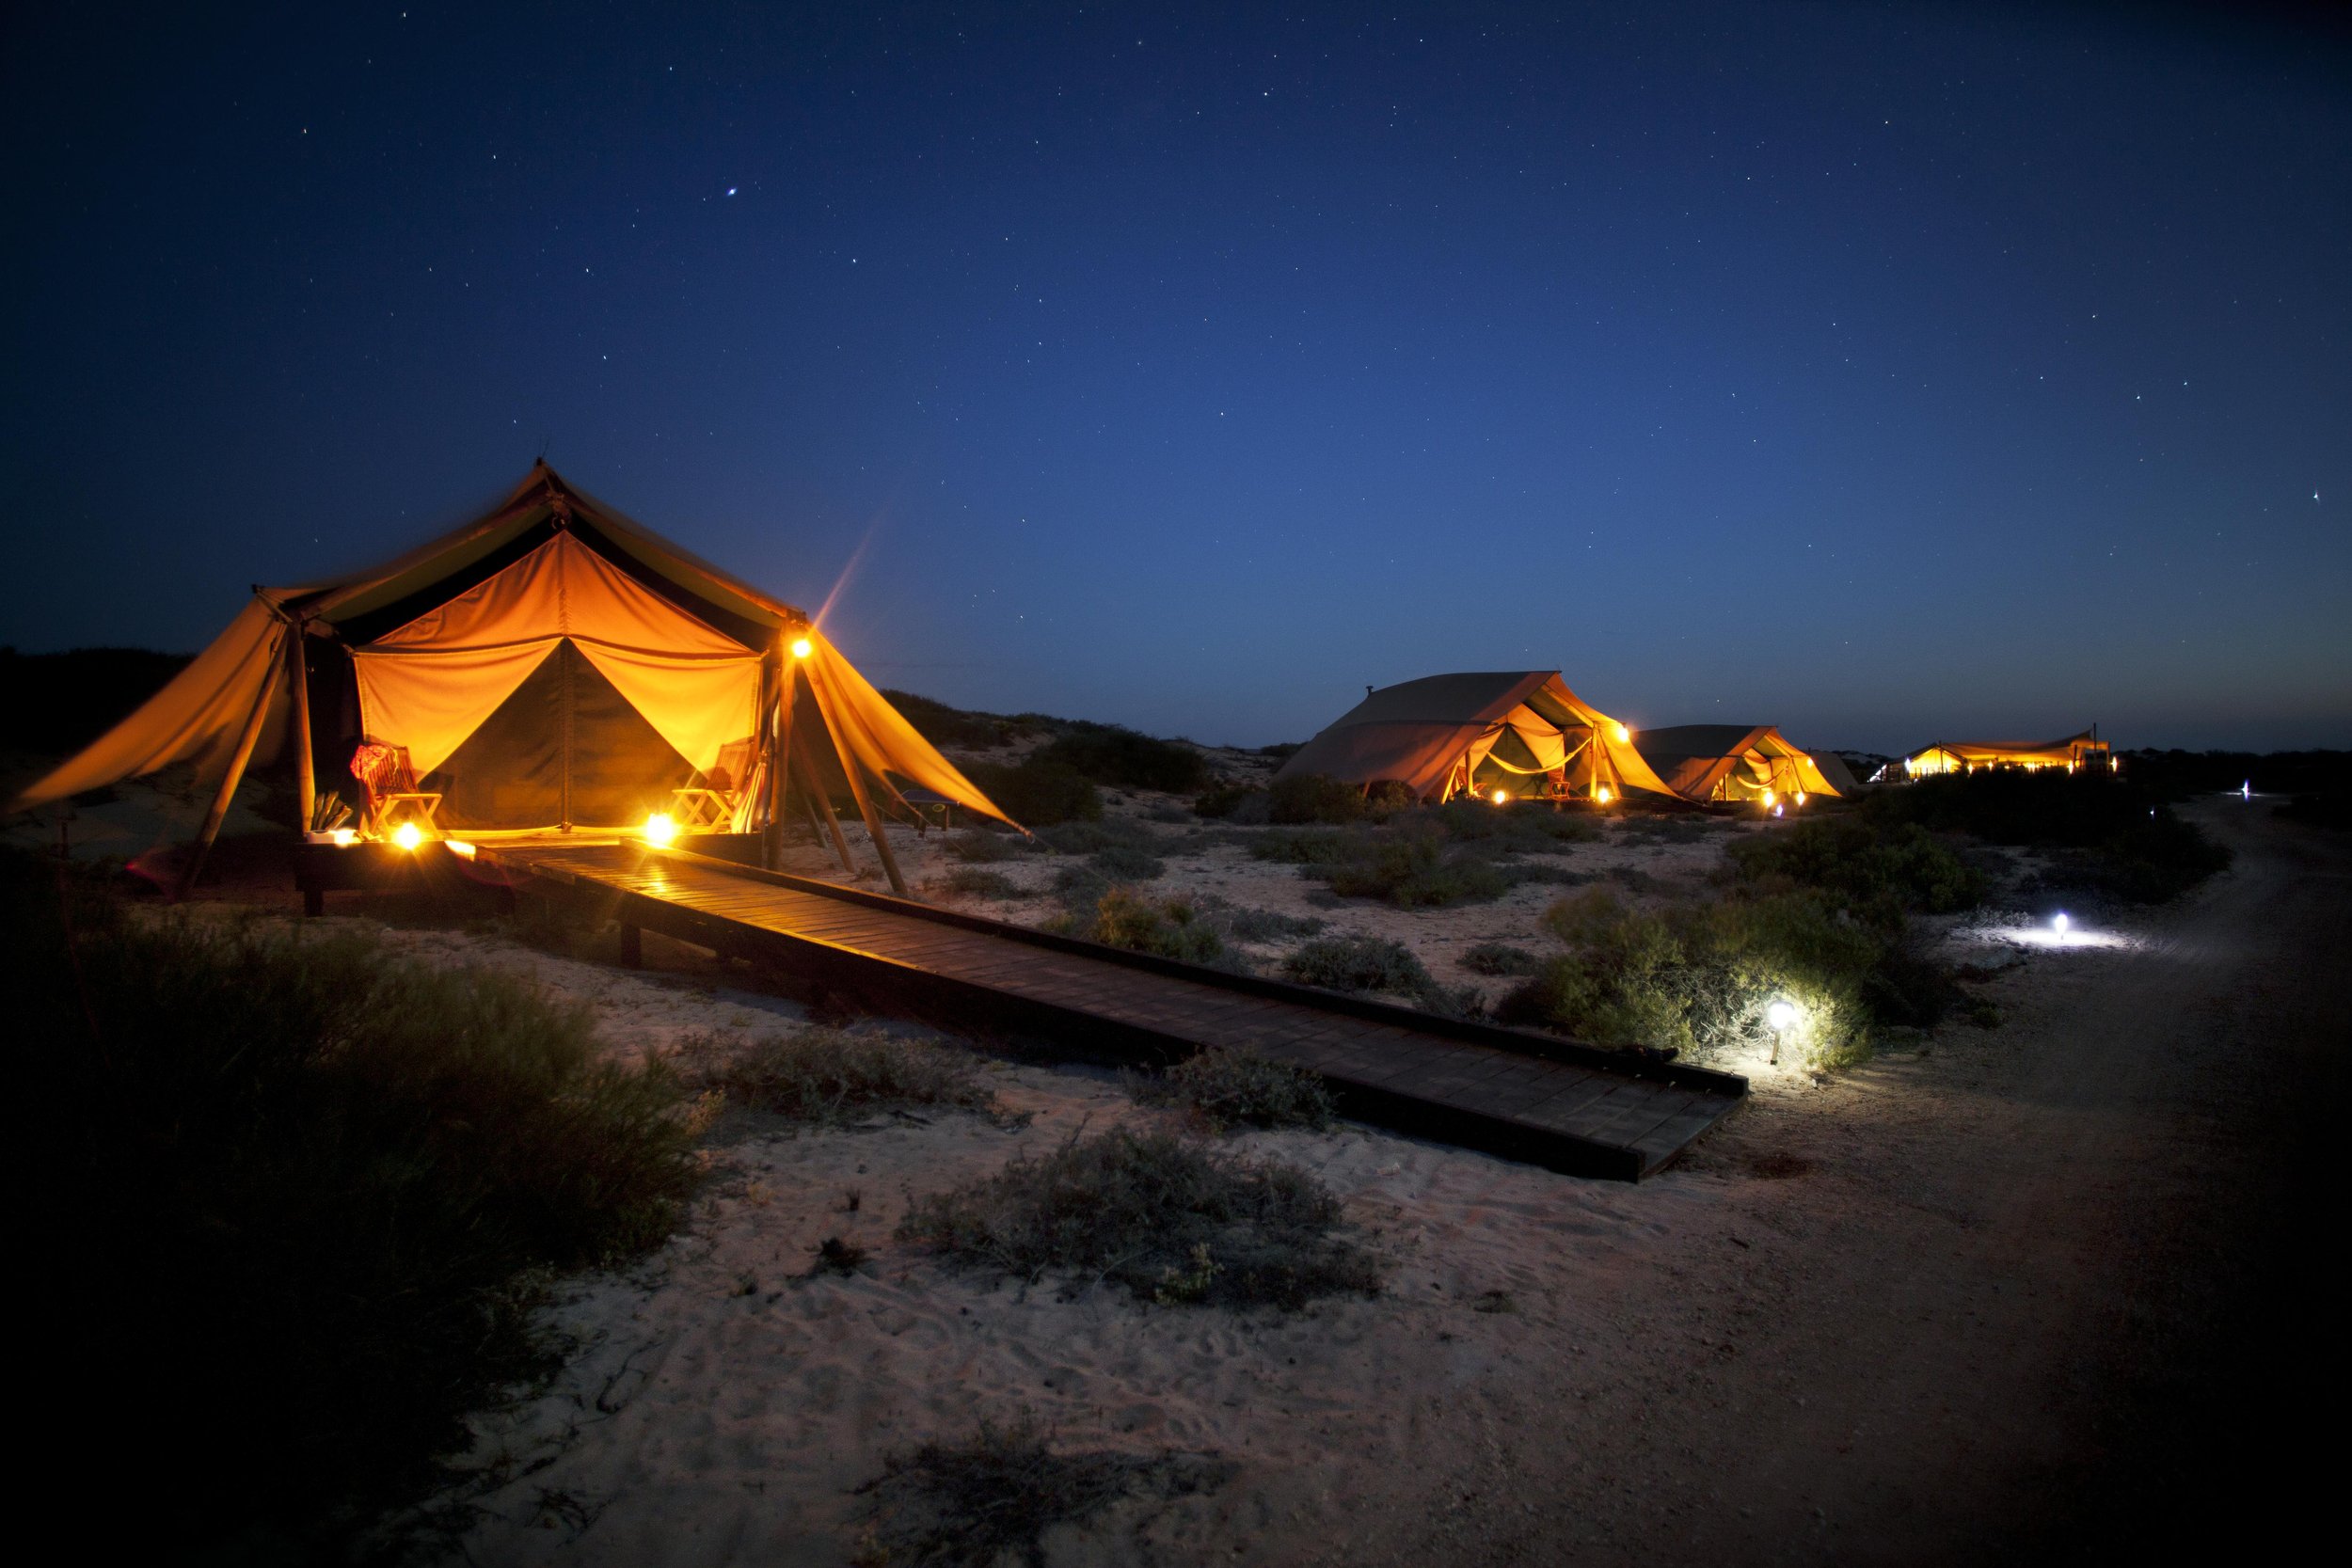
left=1812, top=752, right=1865, bottom=798
left=1274, top=672, right=1674, bottom=803
left=1902, top=730, right=2110, bottom=778
left=6, top=463, right=1014, bottom=893
left=1633, top=724, right=1841, bottom=807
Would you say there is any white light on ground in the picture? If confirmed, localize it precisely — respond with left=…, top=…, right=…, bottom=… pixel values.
left=1767, top=1000, right=1797, bottom=1030
left=391, top=822, right=423, bottom=851
left=1492, top=788, right=1509, bottom=805
left=2054, top=911, right=2071, bottom=934
left=330, top=828, right=357, bottom=847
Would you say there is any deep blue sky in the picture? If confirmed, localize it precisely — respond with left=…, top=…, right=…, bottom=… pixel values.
left=4, top=2, right=2346, bottom=752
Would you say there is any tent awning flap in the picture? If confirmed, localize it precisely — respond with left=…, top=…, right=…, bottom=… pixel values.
left=8, top=600, right=289, bottom=815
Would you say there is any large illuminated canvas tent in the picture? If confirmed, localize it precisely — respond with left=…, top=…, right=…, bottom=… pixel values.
left=1901, top=729, right=2110, bottom=778
left=1274, top=672, right=1674, bottom=804
left=6, top=463, right=1014, bottom=894
left=1633, top=724, right=1843, bottom=808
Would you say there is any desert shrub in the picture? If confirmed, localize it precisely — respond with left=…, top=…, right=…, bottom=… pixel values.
left=1322, top=824, right=1513, bottom=907
left=898, top=1127, right=1380, bottom=1307
left=965, top=756, right=1102, bottom=826
left=1136, top=1048, right=1335, bottom=1131
left=1267, top=771, right=1367, bottom=824
left=1498, top=886, right=1957, bottom=1068
left=1089, top=843, right=1168, bottom=881
left=1429, top=799, right=1598, bottom=847
left=1459, top=942, right=1539, bottom=976
left=1034, top=817, right=1162, bottom=856
left=1191, top=780, right=1263, bottom=818
left=1731, top=816, right=1985, bottom=912
left=8, top=855, right=702, bottom=1553
left=1362, top=779, right=1419, bottom=816
left=1074, top=888, right=1233, bottom=968
left=1868, top=768, right=2229, bottom=902
left=1215, top=905, right=1326, bottom=943
left=946, top=830, right=1028, bottom=863
left=1035, top=724, right=1209, bottom=793
left=1050, top=863, right=1112, bottom=914
left=855, top=1411, right=1233, bottom=1567
left=1616, top=813, right=1714, bottom=845
left=1249, top=826, right=1357, bottom=865
left=680, top=1025, right=1001, bottom=1123
left=1279, top=933, right=1470, bottom=1013
left=941, top=866, right=1020, bottom=898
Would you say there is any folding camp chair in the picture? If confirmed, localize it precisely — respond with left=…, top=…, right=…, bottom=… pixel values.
left=670, top=736, right=758, bottom=830
left=349, top=741, right=442, bottom=837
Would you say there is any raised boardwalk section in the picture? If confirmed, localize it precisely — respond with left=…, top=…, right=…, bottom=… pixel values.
left=485, top=842, right=1745, bottom=1180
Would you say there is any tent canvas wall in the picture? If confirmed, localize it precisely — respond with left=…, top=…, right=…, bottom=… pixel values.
left=1274, top=672, right=1674, bottom=802
left=7, top=463, right=1015, bottom=894
left=1633, top=724, right=1841, bottom=806
left=1902, top=730, right=2109, bottom=777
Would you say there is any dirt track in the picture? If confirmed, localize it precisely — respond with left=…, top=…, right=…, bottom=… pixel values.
left=1357, top=799, right=2349, bottom=1563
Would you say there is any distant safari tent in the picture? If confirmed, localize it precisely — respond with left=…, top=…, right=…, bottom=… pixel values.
left=1276, top=672, right=1674, bottom=804
left=1633, top=724, right=1843, bottom=809
left=1901, top=729, right=2111, bottom=779
left=7, top=463, right=1013, bottom=895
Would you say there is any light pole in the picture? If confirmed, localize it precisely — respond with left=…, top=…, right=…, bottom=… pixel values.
left=1767, top=999, right=1796, bottom=1066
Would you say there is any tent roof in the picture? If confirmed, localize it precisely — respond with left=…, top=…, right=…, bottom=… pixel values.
left=1276, top=671, right=1674, bottom=800
left=1631, top=724, right=1781, bottom=764
left=1909, top=731, right=2104, bottom=762
left=1631, top=723, right=1842, bottom=802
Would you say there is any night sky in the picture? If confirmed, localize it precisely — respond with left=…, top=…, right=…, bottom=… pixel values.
left=4, top=3, right=2346, bottom=753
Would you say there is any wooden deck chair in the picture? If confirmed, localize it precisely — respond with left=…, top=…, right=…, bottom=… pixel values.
left=349, top=741, right=442, bottom=837
left=671, top=736, right=758, bottom=830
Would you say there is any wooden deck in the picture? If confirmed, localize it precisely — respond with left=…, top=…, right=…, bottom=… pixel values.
left=485, top=841, right=1746, bottom=1180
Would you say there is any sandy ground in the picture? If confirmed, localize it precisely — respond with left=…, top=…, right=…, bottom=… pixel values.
left=227, top=794, right=2333, bottom=1566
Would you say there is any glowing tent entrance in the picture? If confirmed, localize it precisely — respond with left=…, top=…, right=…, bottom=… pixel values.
left=7, top=463, right=1015, bottom=894
left=1274, top=672, right=1674, bottom=804
left=1633, top=724, right=1842, bottom=808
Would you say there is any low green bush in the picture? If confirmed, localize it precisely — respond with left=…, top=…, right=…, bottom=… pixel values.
left=1267, top=771, right=1366, bottom=824
left=1089, top=843, right=1167, bottom=881
left=898, top=1127, right=1380, bottom=1307
left=1867, top=768, right=2230, bottom=902
left=1279, top=932, right=1472, bottom=1013
left=1249, top=826, right=1356, bottom=865
left=1497, top=885, right=1970, bottom=1068
left=680, top=1025, right=1002, bottom=1123
left=945, top=830, right=1028, bottom=863
left=8, top=855, right=701, bottom=1553
left=1730, top=816, right=1986, bottom=912
left=965, top=756, right=1103, bottom=826
left=1135, top=1048, right=1335, bottom=1131
left=1191, top=780, right=1263, bottom=818
left=1050, top=863, right=1112, bottom=914
left=1459, top=942, right=1539, bottom=976
left=1034, top=817, right=1163, bottom=855
left=1074, top=888, right=1233, bottom=968
left=1035, top=724, right=1210, bottom=794
left=1321, top=823, right=1512, bottom=907
left=1214, top=904, right=1326, bottom=943
left=941, top=866, right=1020, bottom=898
left=1430, top=799, right=1598, bottom=847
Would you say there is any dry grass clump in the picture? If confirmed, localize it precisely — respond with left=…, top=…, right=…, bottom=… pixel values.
left=1088, top=843, right=1167, bottom=881
left=854, top=1411, right=1234, bottom=1567
left=945, top=830, right=1028, bottom=864
left=898, top=1127, right=1380, bottom=1308
left=682, top=1025, right=1004, bottom=1124
left=1133, top=1048, right=1335, bottom=1132
left=1063, top=888, right=1242, bottom=970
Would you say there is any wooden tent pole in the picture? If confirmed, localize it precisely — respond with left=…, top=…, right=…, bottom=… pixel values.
left=802, top=654, right=906, bottom=895
left=789, top=729, right=857, bottom=875
left=288, top=618, right=315, bottom=833
left=176, top=627, right=288, bottom=901
left=764, top=656, right=795, bottom=870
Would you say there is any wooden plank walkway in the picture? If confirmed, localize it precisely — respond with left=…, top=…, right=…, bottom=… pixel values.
left=486, top=842, right=1745, bottom=1180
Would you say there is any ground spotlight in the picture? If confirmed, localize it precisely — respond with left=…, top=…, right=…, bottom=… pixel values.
left=644, top=812, right=680, bottom=847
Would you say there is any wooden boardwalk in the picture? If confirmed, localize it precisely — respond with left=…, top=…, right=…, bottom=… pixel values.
left=486, top=842, right=1745, bottom=1180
